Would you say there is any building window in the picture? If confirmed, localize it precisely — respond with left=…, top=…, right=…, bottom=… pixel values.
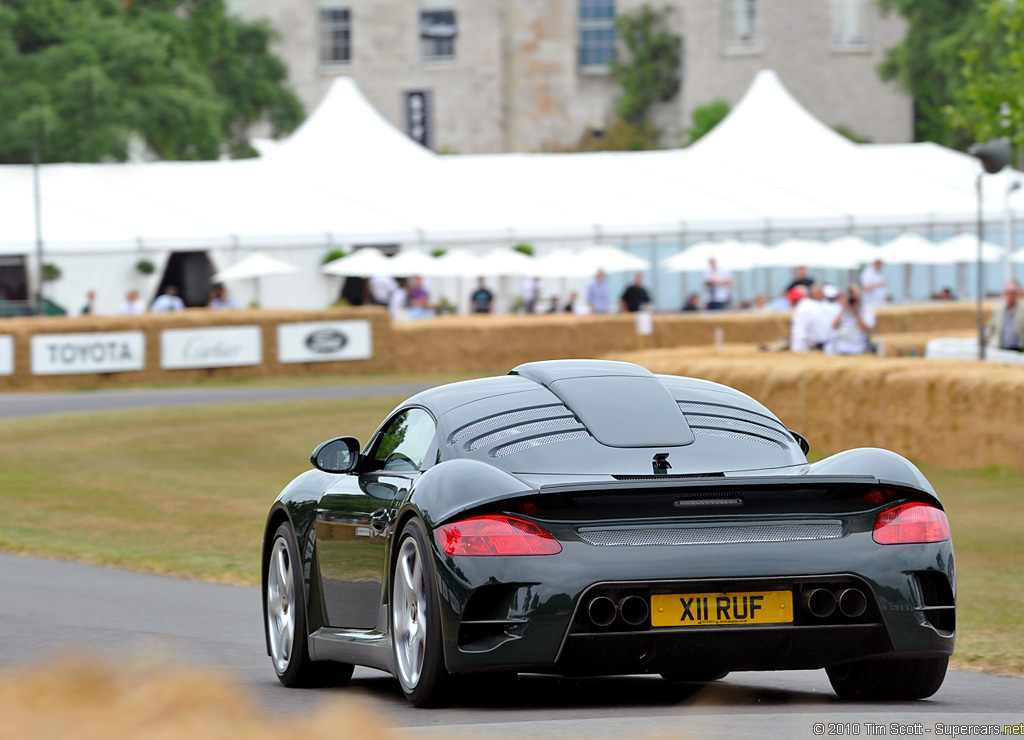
left=723, top=0, right=760, bottom=49
left=420, top=1, right=457, bottom=62
left=318, top=3, right=351, bottom=65
left=579, top=0, right=616, bottom=70
left=832, top=0, right=870, bottom=48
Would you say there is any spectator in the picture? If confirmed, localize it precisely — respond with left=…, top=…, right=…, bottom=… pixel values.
left=619, top=272, right=651, bottom=312
left=767, top=289, right=792, bottom=311
left=703, top=257, right=733, bottom=310
left=470, top=277, right=494, bottom=314
left=587, top=269, right=611, bottom=313
left=80, top=290, right=96, bottom=316
left=408, top=276, right=429, bottom=305
left=790, top=285, right=832, bottom=352
left=987, top=279, right=1024, bottom=351
left=785, top=266, right=815, bottom=292
left=388, top=277, right=408, bottom=319
left=545, top=296, right=561, bottom=313
left=828, top=285, right=876, bottom=355
left=931, top=286, right=957, bottom=301
left=119, top=290, right=145, bottom=315
left=151, top=286, right=185, bottom=313
left=521, top=276, right=541, bottom=314
left=860, top=258, right=888, bottom=306
left=682, top=293, right=701, bottom=312
left=564, top=291, right=578, bottom=314
left=369, top=274, right=398, bottom=306
left=207, top=283, right=237, bottom=310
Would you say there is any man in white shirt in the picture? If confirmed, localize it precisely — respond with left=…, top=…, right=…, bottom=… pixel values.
left=151, top=286, right=185, bottom=313
left=790, top=285, right=832, bottom=352
left=369, top=275, right=399, bottom=306
left=703, top=258, right=733, bottom=310
left=987, top=280, right=1024, bottom=351
left=860, top=259, right=888, bottom=305
left=118, top=290, right=146, bottom=315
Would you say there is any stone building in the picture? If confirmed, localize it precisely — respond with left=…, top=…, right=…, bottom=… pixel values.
left=228, top=0, right=911, bottom=153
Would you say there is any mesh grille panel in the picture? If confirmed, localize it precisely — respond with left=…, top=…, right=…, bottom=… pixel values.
left=492, top=431, right=590, bottom=458
left=578, top=523, right=843, bottom=546
left=677, top=402, right=788, bottom=433
left=450, top=405, right=570, bottom=444
left=685, top=415, right=793, bottom=445
left=692, top=428, right=781, bottom=447
left=468, top=417, right=582, bottom=451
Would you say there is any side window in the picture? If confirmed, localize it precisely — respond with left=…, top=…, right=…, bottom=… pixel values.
left=374, top=408, right=436, bottom=471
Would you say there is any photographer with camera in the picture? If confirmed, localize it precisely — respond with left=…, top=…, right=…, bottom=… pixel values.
left=828, top=285, right=876, bottom=355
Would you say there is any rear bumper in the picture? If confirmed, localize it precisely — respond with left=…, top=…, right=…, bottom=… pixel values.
left=435, top=532, right=955, bottom=675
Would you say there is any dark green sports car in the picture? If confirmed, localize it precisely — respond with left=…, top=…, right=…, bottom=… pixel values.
left=262, top=359, right=954, bottom=707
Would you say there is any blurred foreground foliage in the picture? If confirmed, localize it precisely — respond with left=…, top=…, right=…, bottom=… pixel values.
left=0, top=0, right=303, bottom=163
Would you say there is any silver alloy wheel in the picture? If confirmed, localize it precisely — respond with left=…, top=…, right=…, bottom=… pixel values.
left=393, top=535, right=427, bottom=689
left=267, top=537, right=295, bottom=675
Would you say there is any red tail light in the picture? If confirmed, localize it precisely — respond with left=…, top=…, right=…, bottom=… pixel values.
left=872, top=502, right=951, bottom=545
left=435, top=515, right=562, bottom=556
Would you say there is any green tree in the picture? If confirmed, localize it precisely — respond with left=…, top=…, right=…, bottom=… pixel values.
left=948, top=0, right=1024, bottom=154
left=877, top=0, right=984, bottom=148
left=611, top=5, right=681, bottom=128
left=0, top=0, right=303, bottom=163
left=685, top=99, right=729, bottom=145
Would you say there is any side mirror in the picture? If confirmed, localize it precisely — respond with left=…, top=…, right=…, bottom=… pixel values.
left=310, top=436, right=361, bottom=473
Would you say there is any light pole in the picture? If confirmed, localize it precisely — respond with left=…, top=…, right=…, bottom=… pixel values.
left=967, top=137, right=1013, bottom=360
left=1006, top=180, right=1021, bottom=283
left=32, top=142, right=44, bottom=316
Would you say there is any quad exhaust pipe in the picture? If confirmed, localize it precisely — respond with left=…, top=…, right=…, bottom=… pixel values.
left=800, top=587, right=868, bottom=620
left=586, top=594, right=650, bottom=628
left=618, top=595, right=650, bottom=626
left=800, top=588, right=836, bottom=618
left=587, top=596, right=617, bottom=627
left=836, top=588, right=867, bottom=618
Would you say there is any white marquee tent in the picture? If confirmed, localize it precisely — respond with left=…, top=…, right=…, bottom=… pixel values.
left=2, top=69, right=1022, bottom=313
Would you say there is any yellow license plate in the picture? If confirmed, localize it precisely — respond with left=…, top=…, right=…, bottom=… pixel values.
left=651, top=590, right=793, bottom=627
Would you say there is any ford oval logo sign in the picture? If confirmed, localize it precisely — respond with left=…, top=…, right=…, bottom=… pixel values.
left=305, top=329, right=347, bottom=354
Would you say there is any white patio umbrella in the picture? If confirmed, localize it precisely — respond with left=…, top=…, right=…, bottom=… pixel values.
left=431, top=248, right=486, bottom=278
left=532, top=249, right=590, bottom=278
left=321, top=248, right=394, bottom=277
left=760, top=238, right=858, bottom=269
left=877, top=233, right=941, bottom=265
left=826, top=235, right=883, bottom=265
left=575, top=244, right=650, bottom=274
left=1013, top=247, right=1024, bottom=263
left=212, top=253, right=298, bottom=307
left=387, top=249, right=447, bottom=277
left=213, top=253, right=298, bottom=281
left=660, top=240, right=759, bottom=272
left=475, top=247, right=537, bottom=277
left=934, top=233, right=1005, bottom=264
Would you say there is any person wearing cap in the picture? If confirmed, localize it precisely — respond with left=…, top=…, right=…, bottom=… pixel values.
left=827, top=285, right=876, bottom=355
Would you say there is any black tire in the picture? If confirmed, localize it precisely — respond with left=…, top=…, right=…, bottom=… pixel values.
left=661, top=669, right=729, bottom=683
left=391, top=518, right=450, bottom=707
left=826, top=656, right=948, bottom=700
left=266, top=522, right=354, bottom=688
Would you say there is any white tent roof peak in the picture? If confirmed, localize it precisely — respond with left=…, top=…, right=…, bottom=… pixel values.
left=691, top=69, right=855, bottom=158
left=269, top=76, right=436, bottom=167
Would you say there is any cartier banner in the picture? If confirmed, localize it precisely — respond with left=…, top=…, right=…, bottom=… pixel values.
left=160, top=326, right=262, bottom=370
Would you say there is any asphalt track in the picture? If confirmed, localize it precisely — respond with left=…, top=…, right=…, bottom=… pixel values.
left=1, top=386, right=1022, bottom=737
left=0, top=382, right=437, bottom=420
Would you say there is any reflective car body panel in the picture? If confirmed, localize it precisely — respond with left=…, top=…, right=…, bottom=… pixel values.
left=262, top=360, right=954, bottom=686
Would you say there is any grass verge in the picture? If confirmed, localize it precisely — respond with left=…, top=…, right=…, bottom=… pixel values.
left=0, top=402, right=1019, bottom=676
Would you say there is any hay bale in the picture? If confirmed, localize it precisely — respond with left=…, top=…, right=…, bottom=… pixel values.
left=605, top=348, right=1024, bottom=472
